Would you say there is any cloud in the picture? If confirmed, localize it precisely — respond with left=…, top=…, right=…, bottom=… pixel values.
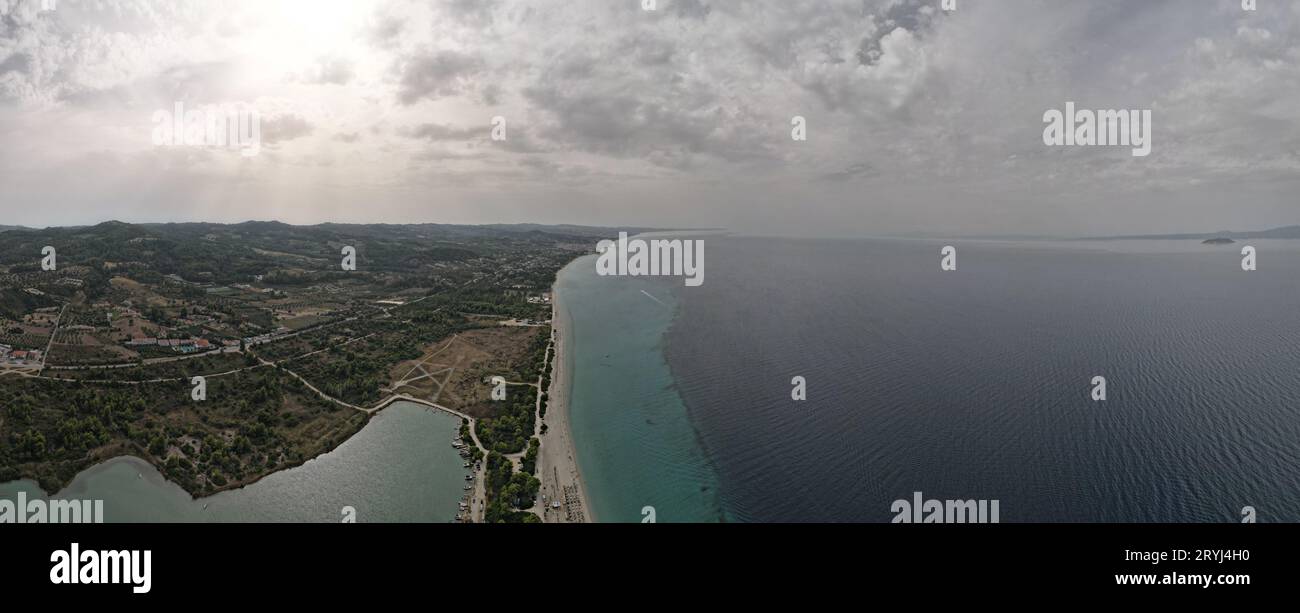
left=403, top=122, right=484, bottom=141
left=820, top=162, right=876, bottom=182
left=261, top=114, right=314, bottom=143
left=2, top=0, right=1300, bottom=237
left=303, top=57, right=355, bottom=85
left=394, top=49, right=483, bottom=105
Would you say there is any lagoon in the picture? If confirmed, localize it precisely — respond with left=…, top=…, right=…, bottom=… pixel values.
left=0, top=401, right=468, bottom=522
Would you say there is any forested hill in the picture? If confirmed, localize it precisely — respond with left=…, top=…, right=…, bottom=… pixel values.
left=0, top=220, right=632, bottom=288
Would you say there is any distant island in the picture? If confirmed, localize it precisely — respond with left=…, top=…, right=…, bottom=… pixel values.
left=890, top=224, right=1300, bottom=242
left=1083, top=225, right=1300, bottom=241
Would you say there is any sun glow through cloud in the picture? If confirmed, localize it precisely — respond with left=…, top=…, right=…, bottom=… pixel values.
left=0, top=0, right=1298, bottom=235
left=233, top=0, right=376, bottom=70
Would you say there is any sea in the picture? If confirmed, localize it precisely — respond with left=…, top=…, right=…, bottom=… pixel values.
left=558, top=235, right=1300, bottom=522
left=8, top=236, right=1300, bottom=523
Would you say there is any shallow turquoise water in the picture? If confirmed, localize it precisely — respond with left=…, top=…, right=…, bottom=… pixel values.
left=556, top=254, right=725, bottom=522
left=0, top=401, right=469, bottom=522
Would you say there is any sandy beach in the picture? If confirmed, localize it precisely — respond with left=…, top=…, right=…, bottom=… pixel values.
left=538, top=278, right=595, bottom=523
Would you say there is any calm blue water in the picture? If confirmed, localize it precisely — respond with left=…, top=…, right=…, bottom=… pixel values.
left=0, top=402, right=469, bottom=522
left=645, top=236, right=1300, bottom=522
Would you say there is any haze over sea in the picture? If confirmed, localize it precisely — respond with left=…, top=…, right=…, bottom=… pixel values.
left=564, top=235, right=1300, bottom=522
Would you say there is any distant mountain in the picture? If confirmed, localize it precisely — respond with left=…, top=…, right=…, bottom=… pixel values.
left=1086, top=225, right=1300, bottom=241
left=481, top=223, right=674, bottom=237
left=889, top=231, right=1067, bottom=241
left=0, top=225, right=28, bottom=233
left=0, top=220, right=645, bottom=286
left=116, top=220, right=662, bottom=241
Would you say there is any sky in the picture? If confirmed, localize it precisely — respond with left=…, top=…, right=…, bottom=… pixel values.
left=0, top=0, right=1298, bottom=237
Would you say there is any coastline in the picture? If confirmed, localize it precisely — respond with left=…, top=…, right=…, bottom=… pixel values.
left=2, top=412, right=370, bottom=501
left=2, top=258, right=592, bottom=523
left=0, top=401, right=469, bottom=522
left=542, top=243, right=725, bottom=522
left=538, top=259, right=595, bottom=523
left=1, top=385, right=474, bottom=503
